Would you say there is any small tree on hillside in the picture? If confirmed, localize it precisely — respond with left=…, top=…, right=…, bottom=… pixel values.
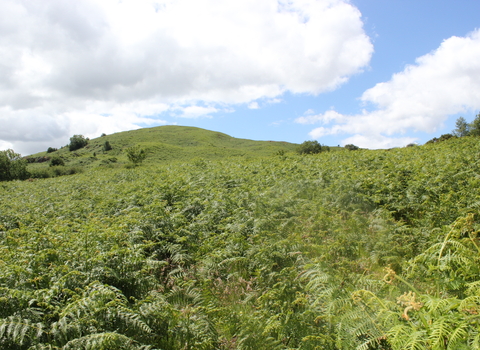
left=126, top=146, right=146, bottom=166
left=469, top=113, right=480, bottom=137
left=297, top=140, right=324, bottom=155
left=453, top=116, right=470, bottom=137
left=0, top=149, right=29, bottom=181
left=103, top=141, right=112, bottom=151
left=69, top=135, right=89, bottom=151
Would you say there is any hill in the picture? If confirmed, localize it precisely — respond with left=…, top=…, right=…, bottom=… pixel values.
left=26, top=125, right=299, bottom=171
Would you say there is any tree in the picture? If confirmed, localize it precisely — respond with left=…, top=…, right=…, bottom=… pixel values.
left=469, top=113, right=480, bottom=136
left=47, top=147, right=58, bottom=153
left=453, top=116, right=470, bottom=137
left=0, top=149, right=29, bottom=181
left=297, top=140, right=324, bottom=155
left=69, top=135, right=88, bottom=151
left=126, top=146, right=146, bottom=166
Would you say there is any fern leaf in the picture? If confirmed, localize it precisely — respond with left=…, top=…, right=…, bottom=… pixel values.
left=447, top=322, right=468, bottom=349
left=62, top=331, right=140, bottom=350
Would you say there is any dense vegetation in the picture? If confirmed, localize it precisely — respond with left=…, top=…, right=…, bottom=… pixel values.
left=1, top=128, right=480, bottom=349
left=0, top=149, right=29, bottom=181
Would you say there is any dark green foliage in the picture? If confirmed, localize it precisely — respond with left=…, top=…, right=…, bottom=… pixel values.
left=297, top=140, right=327, bottom=154
left=28, top=166, right=83, bottom=178
left=26, top=156, right=50, bottom=163
left=68, top=135, right=88, bottom=151
left=469, top=112, right=480, bottom=136
left=426, top=133, right=456, bottom=144
left=49, top=156, right=65, bottom=167
left=344, top=144, right=359, bottom=150
left=0, top=149, right=29, bottom=181
left=126, top=146, right=146, bottom=165
left=103, top=141, right=113, bottom=151
left=46, top=147, right=57, bottom=153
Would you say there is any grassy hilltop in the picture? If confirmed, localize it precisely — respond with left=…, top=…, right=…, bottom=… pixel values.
left=1, top=131, right=480, bottom=349
left=27, top=125, right=298, bottom=170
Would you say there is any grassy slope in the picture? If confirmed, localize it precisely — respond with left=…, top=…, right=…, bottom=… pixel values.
left=2, top=136, right=480, bottom=349
left=27, top=125, right=299, bottom=171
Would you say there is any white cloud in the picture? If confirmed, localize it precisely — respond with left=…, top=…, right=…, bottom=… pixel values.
left=0, top=0, right=372, bottom=154
left=301, top=29, right=480, bottom=148
left=340, top=134, right=417, bottom=149
left=248, top=102, right=260, bottom=110
left=295, top=109, right=345, bottom=124
left=171, top=105, right=218, bottom=119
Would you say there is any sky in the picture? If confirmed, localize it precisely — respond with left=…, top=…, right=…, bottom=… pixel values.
left=1, top=0, right=480, bottom=155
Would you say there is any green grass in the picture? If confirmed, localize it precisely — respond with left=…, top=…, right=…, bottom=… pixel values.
left=27, top=126, right=300, bottom=172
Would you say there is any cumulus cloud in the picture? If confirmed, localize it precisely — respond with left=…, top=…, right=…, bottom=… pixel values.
left=0, top=0, right=372, bottom=154
left=301, top=29, right=480, bottom=148
left=171, top=105, right=218, bottom=119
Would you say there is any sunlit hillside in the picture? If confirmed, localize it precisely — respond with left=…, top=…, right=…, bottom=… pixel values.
left=1, top=133, right=479, bottom=349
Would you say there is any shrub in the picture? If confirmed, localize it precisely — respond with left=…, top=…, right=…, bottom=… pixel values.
left=47, top=147, right=58, bottom=153
left=297, top=140, right=325, bottom=155
left=30, top=166, right=83, bottom=178
left=126, top=146, right=147, bottom=166
left=344, top=144, right=359, bottom=151
left=0, top=149, right=29, bottom=181
left=426, top=133, right=456, bottom=144
left=103, top=141, right=112, bottom=151
left=69, top=135, right=89, bottom=151
left=50, top=156, right=65, bottom=167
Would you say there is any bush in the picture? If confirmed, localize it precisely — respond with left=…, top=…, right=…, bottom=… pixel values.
left=69, top=135, right=88, bottom=151
left=0, top=149, right=29, bottom=181
left=103, top=141, right=112, bottom=152
left=29, top=166, right=83, bottom=179
left=344, top=144, right=359, bottom=151
left=126, top=146, right=147, bottom=166
left=50, top=157, right=65, bottom=167
left=47, top=147, right=58, bottom=153
left=426, top=134, right=456, bottom=144
left=297, top=140, right=327, bottom=155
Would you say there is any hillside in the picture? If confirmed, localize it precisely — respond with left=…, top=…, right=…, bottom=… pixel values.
left=1, top=135, right=480, bottom=349
left=26, top=125, right=299, bottom=170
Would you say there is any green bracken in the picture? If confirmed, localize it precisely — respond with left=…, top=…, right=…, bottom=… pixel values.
left=0, top=127, right=479, bottom=349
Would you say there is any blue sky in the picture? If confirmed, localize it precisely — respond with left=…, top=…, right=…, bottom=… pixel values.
left=190, top=0, right=480, bottom=147
left=1, top=0, right=479, bottom=154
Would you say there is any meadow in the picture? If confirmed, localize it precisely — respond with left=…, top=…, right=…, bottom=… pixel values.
left=1, top=129, right=479, bottom=349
